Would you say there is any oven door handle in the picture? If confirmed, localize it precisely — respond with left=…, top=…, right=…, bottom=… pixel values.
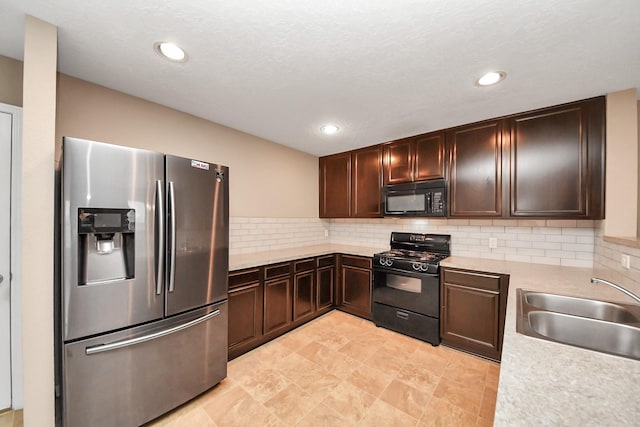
left=373, top=266, right=439, bottom=279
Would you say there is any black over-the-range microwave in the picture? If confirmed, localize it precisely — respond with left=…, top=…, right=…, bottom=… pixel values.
left=382, top=179, right=447, bottom=217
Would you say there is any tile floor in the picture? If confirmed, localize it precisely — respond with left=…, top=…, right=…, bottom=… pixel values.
left=149, top=310, right=499, bottom=426
left=0, top=409, right=22, bottom=427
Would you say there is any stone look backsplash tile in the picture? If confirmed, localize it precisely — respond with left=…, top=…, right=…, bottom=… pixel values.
left=230, top=217, right=596, bottom=268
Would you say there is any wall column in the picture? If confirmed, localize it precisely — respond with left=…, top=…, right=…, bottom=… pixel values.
left=604, top=88, right=638, bottom=237
left=21, top=15, right=57, bottom=427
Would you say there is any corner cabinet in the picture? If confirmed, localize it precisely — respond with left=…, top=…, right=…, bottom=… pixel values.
left=440, top=268, right=509, bottom=361
left=337, top=255, right=372, bottom=319
left=383, top=131, right=446, bottom=185
left=293, top=258, right=316, bottom=322
left=316, top=255, right=336, bottom=312
left=319, top=146, right=383, bottom=218
left=508, top=97, right=605, bottom=218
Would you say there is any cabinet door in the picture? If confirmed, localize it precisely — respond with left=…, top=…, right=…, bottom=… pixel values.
left=509, top=98, right=604, bottom=218
left=316, top=265, right=335, bottom=311
left=293, top=271, right=315, bottom=321
left=319, top=153, right=351, bottom=218
left=339, top=256, right=372, bottom=318
left=414, top=131, right=445, bottom=181
left=448, top=120, right=505, bottom=216
left=263, top=277, right=292, bottom=335
left=441, top=283, right=500, bottom=359
left=352, top=146, right=383, bottom=217
left=383, top=138, right=413, bottom=184
left=228, top=282, right=263, bottom=352
left=440, top=269, right=507, bottom=361
left=228, top=268, right=263, bottom=359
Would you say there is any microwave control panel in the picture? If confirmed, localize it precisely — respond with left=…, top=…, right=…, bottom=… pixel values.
left=430, top=190, right=444, bottom=214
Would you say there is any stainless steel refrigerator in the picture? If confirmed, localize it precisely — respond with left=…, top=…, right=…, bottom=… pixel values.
left=56, top=137, right=229, bottom=427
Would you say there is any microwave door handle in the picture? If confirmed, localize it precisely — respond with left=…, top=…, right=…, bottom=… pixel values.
left=426, top=192, right=432, bottom=213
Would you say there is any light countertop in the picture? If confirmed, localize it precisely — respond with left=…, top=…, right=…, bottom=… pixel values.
left=441, top=257, right=640, bottom=426
left=229, top=244, right=385, bottom=271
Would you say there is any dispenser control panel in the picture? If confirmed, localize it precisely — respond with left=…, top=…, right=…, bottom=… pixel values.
left=78, top=208, right=135, bottom=234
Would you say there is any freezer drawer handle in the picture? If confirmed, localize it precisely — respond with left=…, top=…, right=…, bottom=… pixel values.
left=85, top=309, right=221, bottom=355
left=168, top=181, right=177, bottom=292
left=155, top=180, right=164, bottom=295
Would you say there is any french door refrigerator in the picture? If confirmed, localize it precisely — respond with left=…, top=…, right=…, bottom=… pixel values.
left=56, top=137, right=229, bottom=427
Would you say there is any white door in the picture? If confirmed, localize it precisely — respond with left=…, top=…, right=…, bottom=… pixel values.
left=0, top=109, right=13, bottom=409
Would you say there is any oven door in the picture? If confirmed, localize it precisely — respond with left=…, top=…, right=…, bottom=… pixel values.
left=372, top=266, right=439, bottom=317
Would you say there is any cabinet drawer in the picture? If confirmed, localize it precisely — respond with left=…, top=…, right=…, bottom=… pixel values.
left=294, top=258, right=316, bottom=273
left=264, top=262, right=292, bottom=280
left=229, top=268, right=260, bottom=289
left=317, top=255, right=335, bottom=268
left=341, top=255, right=371, bottom=269
left=443, top=269, right=501, bottom=291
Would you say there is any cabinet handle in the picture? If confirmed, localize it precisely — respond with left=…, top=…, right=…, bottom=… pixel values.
left=448, top=270, right=500, bottom=280
left=230, top=282, right=260, bottom=293
left=396, top=311, right=410, bottom=320
left=446, top=283, right=500, bottom=295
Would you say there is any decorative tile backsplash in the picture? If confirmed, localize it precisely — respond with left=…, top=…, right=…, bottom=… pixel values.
left=230, top=217, right=596, bottom=268
left=229, top=217, right=329, bottom=254
left=594, top=223, right=640, bottom=281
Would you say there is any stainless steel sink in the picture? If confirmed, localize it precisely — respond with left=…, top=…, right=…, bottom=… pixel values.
left=517, top=289, right=640, bottom=361
left=524, top=292, right=640, bottom=323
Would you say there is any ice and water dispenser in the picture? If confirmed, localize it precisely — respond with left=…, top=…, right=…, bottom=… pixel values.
left=77, top=208, right=136, bottom=284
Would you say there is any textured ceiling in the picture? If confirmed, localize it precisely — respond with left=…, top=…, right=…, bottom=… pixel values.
left=1, top=0, right=639, bottom=156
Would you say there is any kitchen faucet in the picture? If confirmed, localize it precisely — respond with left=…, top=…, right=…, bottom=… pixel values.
left=590, top=277, right=640, bottom=304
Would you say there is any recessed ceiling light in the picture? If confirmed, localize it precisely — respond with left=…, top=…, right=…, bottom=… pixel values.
left=476, top=71, right=506, bottom=86
left=154, top=42, right=187, bottom=63
left=320, top=124, right=340, bottom=135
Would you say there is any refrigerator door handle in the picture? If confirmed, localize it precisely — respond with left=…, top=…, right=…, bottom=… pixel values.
left=155, top=180, right=165, bottom=295
left=168, top=181, right=177, bottom=292
left=84, top=309, right=221, bottom=355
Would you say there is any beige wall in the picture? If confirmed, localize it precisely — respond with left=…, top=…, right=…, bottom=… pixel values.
left=55, top=75, right=319, bottom=218
left=21, top=16, right=56, bottom=427
left=0, top=55, right=23, bottom=107
left=638, top=100, right=640, bottom=236
left=604, top=89, right=638, bottom=237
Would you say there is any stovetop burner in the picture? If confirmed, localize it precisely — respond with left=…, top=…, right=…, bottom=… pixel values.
left=374, top=232, right=451, bottom=273
left=377, top=249, right=448, bottom=263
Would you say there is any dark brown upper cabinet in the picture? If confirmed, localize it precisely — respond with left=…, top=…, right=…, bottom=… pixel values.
left=352, top=145, right=383, bottom=217
left=447, top=120, right=507, bottom=217
left=508, top=98, right=605, bottom=218
left=383, top=131, right=445, bottom=185
left=319, top=146, right=383, bottom=218
left=319, top=152, right=351, bottom=218
left=319, top=96, right=605, bottom=220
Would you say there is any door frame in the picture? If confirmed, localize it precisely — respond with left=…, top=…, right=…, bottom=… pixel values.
left=1, top=102, right=23, bottom=409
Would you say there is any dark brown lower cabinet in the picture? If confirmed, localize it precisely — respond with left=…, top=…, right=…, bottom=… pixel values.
left=263, top=262, right=292, bottom=336
left=440, top=268, right=509, bottom=361
left=228, top=268, right=263, bottom=359
left=338, top=255, right=372, bottom=319
left=293, top=258, right=316, bottom=322
left=316, top=255, right=335, bottom=312
left=229, top=254, right=370, bottom=360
